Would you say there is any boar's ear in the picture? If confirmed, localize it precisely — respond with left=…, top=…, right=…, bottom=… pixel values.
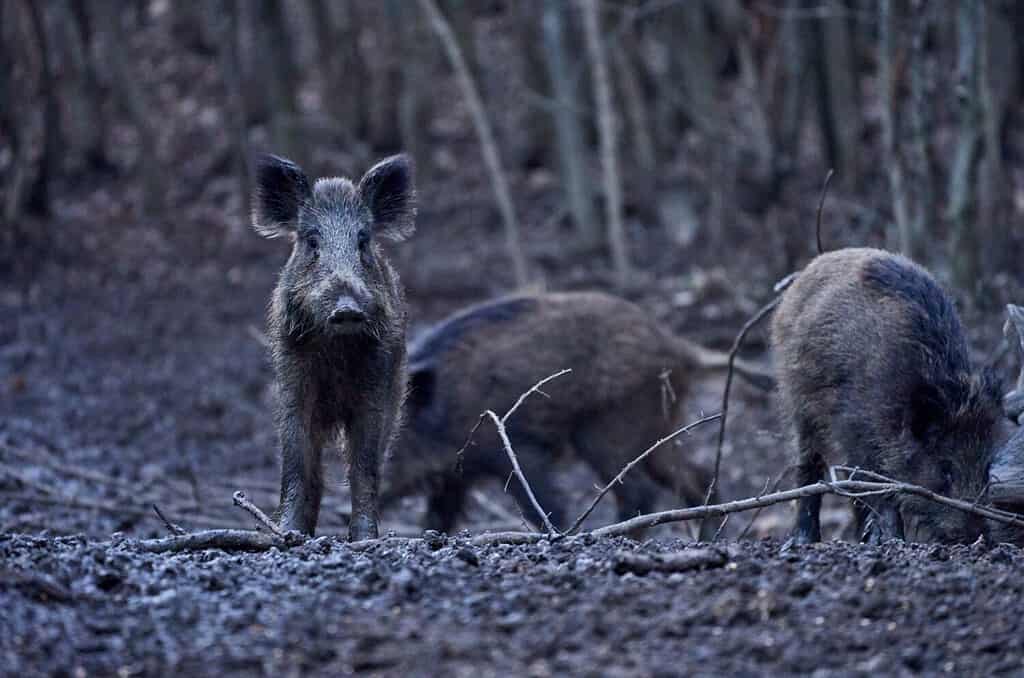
left=358, top=154, right=416, bottom=241
left=407, top=361, right=435, bottom=413
left=253, top=154, right=311, bottom=238
left=907, top=382, right=947, bottom=442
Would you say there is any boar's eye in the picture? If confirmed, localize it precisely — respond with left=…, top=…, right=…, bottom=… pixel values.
left=305, top=233, right=320, bottom=253
left=357, top=229, right=370, bottom=252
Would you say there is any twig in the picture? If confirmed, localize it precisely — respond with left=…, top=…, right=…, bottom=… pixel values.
left=566, top=413, right=721, bottom=534
left=712, top=514, right=730, bottom=542
left=502, top=368, right=571, bottom=424
left=705, top=295, right=784, bottom=505
left=152, top=504, right=186, bottom=536
left=232, top=491, right=295, bottom=542
left=485, top=410, right=559, bottom=536
left=737, top=472, right=787, bottom=541
left=816, top=168, right=835, bottom=254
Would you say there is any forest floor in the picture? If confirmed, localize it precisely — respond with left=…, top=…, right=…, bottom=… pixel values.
left=3, top=188, right=1024, bottom=676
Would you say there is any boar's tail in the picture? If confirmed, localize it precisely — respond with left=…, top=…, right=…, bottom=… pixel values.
left=671, top=335, right=776, bottom=392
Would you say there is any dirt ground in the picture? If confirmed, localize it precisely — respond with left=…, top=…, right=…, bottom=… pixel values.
left=4, top=534, right=1024, bottom=677
left=3, top=190, right=1024, bottom=676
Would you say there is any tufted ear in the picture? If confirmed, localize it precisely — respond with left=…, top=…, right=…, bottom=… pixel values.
left=358, top=154, right=417, bottom=241
left=252, top=154, right=311, bottom=238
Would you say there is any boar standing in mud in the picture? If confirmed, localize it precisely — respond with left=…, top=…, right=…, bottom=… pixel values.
left=384, top=291, right=773, bottom=536
left=772, top=247, right=1014, bottom=544
left=253, top=154, right=415, bottom=539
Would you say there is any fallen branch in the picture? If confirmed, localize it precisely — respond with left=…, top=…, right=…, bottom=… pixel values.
left=134, top=529, right=277, bottom=554
left=152, top=504, right=186, bottom=536
left=232, top=491, right=292, bottom=541
left=566, top=413, right=721, bottom=535
left=126, top=473, right=1024, bottom=552
left=594, top=478, right=1024, bottom=538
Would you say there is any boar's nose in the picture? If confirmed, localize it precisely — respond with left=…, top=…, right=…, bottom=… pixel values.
left=330, top=296, right=366, bottom=326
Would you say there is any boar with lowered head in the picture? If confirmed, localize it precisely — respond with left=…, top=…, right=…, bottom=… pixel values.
left=772, top=247, right=1012, bottom=545
left=383, top=291, right=773, bottom=536
left=253, top=153, right=415, bottom=539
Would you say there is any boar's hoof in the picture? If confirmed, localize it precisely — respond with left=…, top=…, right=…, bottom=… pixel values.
left=349, top=514, right=379, bottom=542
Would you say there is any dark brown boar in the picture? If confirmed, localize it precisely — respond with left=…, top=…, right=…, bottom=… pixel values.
left=252, top=153, right=415, bottom=540
left=772, top=247, right=1004, bottom=544
left=383, top=291, right=772, bottom=536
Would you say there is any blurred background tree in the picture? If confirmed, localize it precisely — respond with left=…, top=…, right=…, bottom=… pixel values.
left=2, top=0, right=1022, bottom=301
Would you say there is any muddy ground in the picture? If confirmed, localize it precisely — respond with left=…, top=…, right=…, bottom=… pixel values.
left=4, top=534, right=1024, bottom=677
left=3, top=196, right=1024, bottom=676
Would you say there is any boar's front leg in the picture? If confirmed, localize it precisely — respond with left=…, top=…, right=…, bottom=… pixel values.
left=276, top=405, right=326, bottom=536
left=346, top=376, right=403, bottom=541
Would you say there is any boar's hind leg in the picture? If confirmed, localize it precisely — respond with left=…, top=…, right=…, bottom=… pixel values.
left=276, top=414, right=326, bottom=536
left=792, top=417, right=827, bottom=544
left=424, top=473, right=468, bottom=534
left=571, top=418, right=659, bottom=526
left=504, top=443, right=566, bottom=532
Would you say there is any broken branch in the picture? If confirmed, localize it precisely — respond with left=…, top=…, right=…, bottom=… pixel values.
left=566, top=412, right=721, bottom=535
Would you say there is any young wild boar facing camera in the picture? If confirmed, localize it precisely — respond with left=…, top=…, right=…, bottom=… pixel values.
left=252, top=154, right=415, bottom=540
left=773, top=247, right=1011, bottom=545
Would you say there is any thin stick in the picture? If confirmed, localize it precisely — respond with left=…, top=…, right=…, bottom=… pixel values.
left=566, top=413, right=721, bottom=534
left=736, top=472, right=786, bottom=541
left=152, top=504, right=186, bottom=536
left=712, top=514, right=730, bottom=542
left=705, top=295, right=784, bottom=505
left=502, top=368, right=571, bottom=424
left=232, top=491, right=292, bottom=541
left=816, top=168, right=836, bottom=254
left=485, top=410, right=559, bottom=535
left=595, top=478, right=1024, bottom=538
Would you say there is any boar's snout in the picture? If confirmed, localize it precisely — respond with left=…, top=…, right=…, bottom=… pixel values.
left=329, top=296, right=368, bottom=329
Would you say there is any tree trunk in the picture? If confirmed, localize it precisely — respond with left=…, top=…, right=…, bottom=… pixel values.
left=947, top=0, right=985, bottom=292
left=254, top=0, right=299, bottom=158
left=879, top=0, right=914, bottom=259
left=92, top=0, right=162, bottom=215
left=214, top=0, right=250, bottom=229
left=541, top=0, right=596, bottom=246
left=815, top=0, right=859, bottom=190
left=418, top=0, right=529, bottom=288
left=581, top=0, right=630, bottom=289
left=23, top=0, right=59, bottom=216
